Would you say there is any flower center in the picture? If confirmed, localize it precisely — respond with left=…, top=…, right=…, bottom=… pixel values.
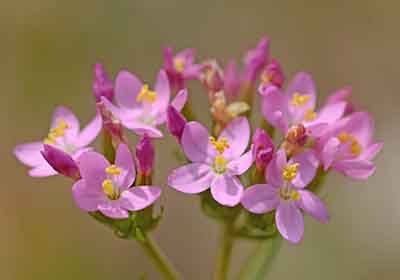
left=213, top=155, right=228, bottom=174
left=102, top=179, right=120, bottom=200
left=209, top=137, right=230, bottom=154
left=282, top=163, right=300, bottom=181
left=304, top=109, right=317, bottom=121
left=337, top=132, right=362, bottom=156
left=105, top=164, right=122, bottom=176
left=291, top=92, right=311, bottom=107
left=136, top=84, right=157, bottom=103
left=279, top=187, right=301, bottom=201
left=173, top=57, right=185, bottom=73
left=43, top=118, right=70, bottom=145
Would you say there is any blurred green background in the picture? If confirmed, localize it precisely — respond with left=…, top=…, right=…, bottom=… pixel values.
left=3, top=0, right=398, bottom=279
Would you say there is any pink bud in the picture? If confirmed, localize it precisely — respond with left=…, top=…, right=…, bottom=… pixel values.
left=96, top=101, right=125, bottom=144
left=224, top=59, right=240, bottom=100
left=252, top=128, right=274, bottom=171
left=93, top=63, right=114, bottom=102
left=261, top=58, right=285, bottom=88
left=202, top=60, right=224, bottom=93
left=136, top=135, right=154, bottom=176
left=41, top=145, right=80, bottom=180
left=166, top=106, right=187, bottom=142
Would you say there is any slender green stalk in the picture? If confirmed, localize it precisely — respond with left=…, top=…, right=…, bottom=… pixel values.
left=214, top=223, right=235, bottom=280
left=137, top=233, right=181, bottom=280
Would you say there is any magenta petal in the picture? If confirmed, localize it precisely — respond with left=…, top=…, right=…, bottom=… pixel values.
left=321, top=137, right=341, bottom=170
left=266, top=149, right=287, bottom=188
left=72, top=179, right=103, bottom=212
left=276, top=201, right=304, bottom=244
left=290, top=150, right=319, bottom=189
left=241, top=184, right=279, bottom=214
left=76, top=151, right=109, bottom=189
left=28, top=164, right=57, bottom=177
left=181, top=121, right=215, bottom=164
left=170, top=89, right=188, bottom=112
left=219, top=117, right=250, bottom=160
left=297, top=190, right=329, bottom=223
left=123, top=121, right=163, bottom=138
left=98, top=203, right=129, bottom=219
left=51, top=106, right=80, bottom=137
left=333, top=159, right=375, bottom=180
left=114, top=70, right=143, bottom=110
left=360, top=141, right=383, bottom=161
left=168, top=163, right=214, bottom=194
left=115, top=143, right=136, bottom=187
left=210, top=175, right=244, bottom=207
left=120, top=186, right=161, bottom=211
left=75, top=113, right=102, bottom=148
left=260, top=85, right=289, bottom=133
left=14, top=142, right=46, bottom=167
left=227, top=147, right=255, bottom=175
left=41, top=145, right=80, bottom=179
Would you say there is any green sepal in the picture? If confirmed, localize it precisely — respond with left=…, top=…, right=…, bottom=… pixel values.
left=200, top=190, right=241, bottom=222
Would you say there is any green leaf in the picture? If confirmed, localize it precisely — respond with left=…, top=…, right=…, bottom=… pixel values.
left=237, top=236, right=282, bottom=280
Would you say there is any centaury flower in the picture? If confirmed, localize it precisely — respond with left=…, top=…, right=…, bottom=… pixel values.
left=101, top=70, right=187, bottom=138
left=318, top=112, right=383, bottom=180
left=168, top=117, right=254, bottom=207
left=242, top=149, right=328, bottom=244
left=72, top=144, right=161, bottom=219
left=14, top=106, right=101, bottom=177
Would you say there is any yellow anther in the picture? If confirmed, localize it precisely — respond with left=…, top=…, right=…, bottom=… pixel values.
left=337, top=132, right=362, bottom=156
left=209, top=137, right=230, bottom=154
left=43, top=118, right=70, bottom=144
left=304, top=109, right=317, bottom=121
left=173, top=58, right=185, bottom=73
left=213, top=155, right=228, bottom=174
left=279, top=187, right=301, bottom=201
left=291, top=92, right=311, bottom=107
left=102, top=179, right=119, bottom=200
left=56, top=118, right=70, bottom=130
left=290, top=190, right=301, bottom=201
left=136, top=84, right=157, bottom=103
left=282, top=163, right=300, bottom=181
left=105, top=164, right=122, bottom=176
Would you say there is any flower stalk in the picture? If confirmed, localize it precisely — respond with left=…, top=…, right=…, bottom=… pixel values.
left=214, top=222, right=235, bottom=280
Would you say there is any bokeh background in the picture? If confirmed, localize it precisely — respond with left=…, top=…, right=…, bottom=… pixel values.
left=3, top=1, right=399, bottom=279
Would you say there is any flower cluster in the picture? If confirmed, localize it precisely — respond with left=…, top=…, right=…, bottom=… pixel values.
left=14, top=36, right=382, bottom=250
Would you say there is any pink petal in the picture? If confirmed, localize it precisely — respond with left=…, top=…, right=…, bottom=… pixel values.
left=360, top=141, right=383, bottom=161
left=297, top=190, right=329, bottom=223
left=41, top=144, right=79, bottom=179
left=260, top=85, right=289, bottom=133
left=181, top=121, right=215, bottom=164
left=98, top=203, right=129, bottom=219
left=72, top=179, right=103, bottom=212
left=276, top=201, right=304, bottom=244
left=241, top=184, right=279, bottom=214
left=312, top=101, right=346, bottom=125
left=289, top=150, right=319, bottom=189
left=100, top=96, right=139, bottom=122
left=266, top=149, right=287, bottom=188
left=321, top=137, right=341, bottom=170
left=28, top=163, right=58, bottom=177
left=115, top=144, right=136, bottom=187
left=152, top=70, right=171, bottom=115
left=75, top=113, right=102, bottom=148
left=286, top=72, right=316, bottom=124
left=14, top=142, right=46, bottom=167
left=120, top=186, right=161, bottom=211
left=210, top=174, right=244, bottom=207
left=168, top=163, right=214, bottom=194
left=123, top=121, right=163, bottom=138
left=333, top=159, right=375, bottom=180
left=76, top=151, right=109, bottom=189
left=51, top=106, right=80, bottom=137
left=171, top=89, right=188, bottom=112
left=114, top=70, right=143, bottom=110
left=337, top=112, right=374, bottom=147
left=227, top=147, right=255, bottom=175
left=219, top=117, right=250, bottom=160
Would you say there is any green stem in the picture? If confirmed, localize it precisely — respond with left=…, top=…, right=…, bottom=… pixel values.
left=137, top=233, right=181, bottom=280
left=214, top=223, right=235, bottom=280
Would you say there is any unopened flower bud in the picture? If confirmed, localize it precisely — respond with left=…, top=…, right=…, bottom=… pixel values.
left=167, top=105, right=187, bottom=141
left=136, top=135, right=154, bottom=176
left=93, top=63, right=114, bottom=102
left=261, top=58, right=285, bottom=88
left=252, top=128, right=274, bottom=171
left=41, top=144, right=80, bottom=180
left=202, top=60, right=224, bottom=93
left=223, top=59, right=240, bottom=100
left=243, top=37, right=269, bottom=85
left=97, top=100, right=126, bottom=145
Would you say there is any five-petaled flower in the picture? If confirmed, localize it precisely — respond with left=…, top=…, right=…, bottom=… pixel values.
left=72, top=144, right=161, bottom=219
left=242, top=149, right=329, bottom=244
left=168, top=117, right=254, bottom=207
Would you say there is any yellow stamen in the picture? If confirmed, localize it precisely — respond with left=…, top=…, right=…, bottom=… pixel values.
left=105, top=164, right=122, bottom=176
left=173, top=58, right=185, bottom=73
left=304, top=109, right=317, bottom=121
left=282, top=163, right=300, bottom=181
left=102, top=179, right=119, bottom=200
left=209, top=137, right=230, bottom=154
left=290, top=190, right=301, bottom=201
left=136, top=84, right=157, bottom=103
left=337, top=132, right=362, bottom=156
left=43, top=118, right=70, bottom=145
left=279, top=187, right=301, bottom=201
left=291, top=92, right=311, bottom=107
left=213, top=155, right=228, bottom=174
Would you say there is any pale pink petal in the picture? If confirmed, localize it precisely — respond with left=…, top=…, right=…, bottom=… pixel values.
left=333, top=159, right=375, bottom=180
left=120, top=186, right=161, bottom=211
left=51, top=106, right=80, bottom=137
left=181, top=121, right=215, bottom=164
left=219, top=117, right=250, bottom=160
left=227, top=147, right=255, bottom=175
left=321, top=137, right=341, bottom=170
left=311, top=101, right=346, bottom=125
left=297, top=190, right=329, bottom=223
left=114, top=70, right=143, bottom=110
left=339, top=112, right=374, bottom=147
left=100, top=96, right=139, bottom=122
left=360, top=141, right=383, bottom=161
left=14, top=142, right=46, bottom=167
left=171, top=89, right=188, bottom=111
left=210, top=175, right=244, bottom=207
left=75, top=113, right=102, bottom=148
left=123, top=121, right=163, bottom=138
left=72, top=179, right=103, bottom=212
left=290, top=150, right=319, bottom=189
left=115, top=143, right=136, bottom=187
left=276, top=201, right=304, bottom=244
left=28, top=163, right=58, bottom=177
left=241, top=184, right=279, bottom=214
left=98, top=202, right=129, bottom=219
left=152, top=70, right=171, bottom=115
left=168, top=163, right=214, bottom=194
left=76, top=151, right=109, bottom=189
left=260, top=85, right=289, bottom=133
left=266, top=149, right=287, bottom=188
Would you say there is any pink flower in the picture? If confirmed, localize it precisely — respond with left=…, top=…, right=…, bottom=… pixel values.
left=101, top=70, right=188, bottom=138
left=72, top=144, right=161, bottom=219
left=168, top=117, right=254, bottom=207
left=260, top=72, right=347, bottom=138
left=14, top=106, right=101, bottom=177
left=260, top=58, right=285, bottom=88
left=136, top=134, right=154, bottom=176
left=242, top=149, right=328, bottom=244
left=318, top=112, right=383, bottom=180
left=163, top=47, right=203, bottom=90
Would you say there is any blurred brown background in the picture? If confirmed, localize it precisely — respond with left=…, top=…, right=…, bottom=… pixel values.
left=3, top=0, right=398, bottom=279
